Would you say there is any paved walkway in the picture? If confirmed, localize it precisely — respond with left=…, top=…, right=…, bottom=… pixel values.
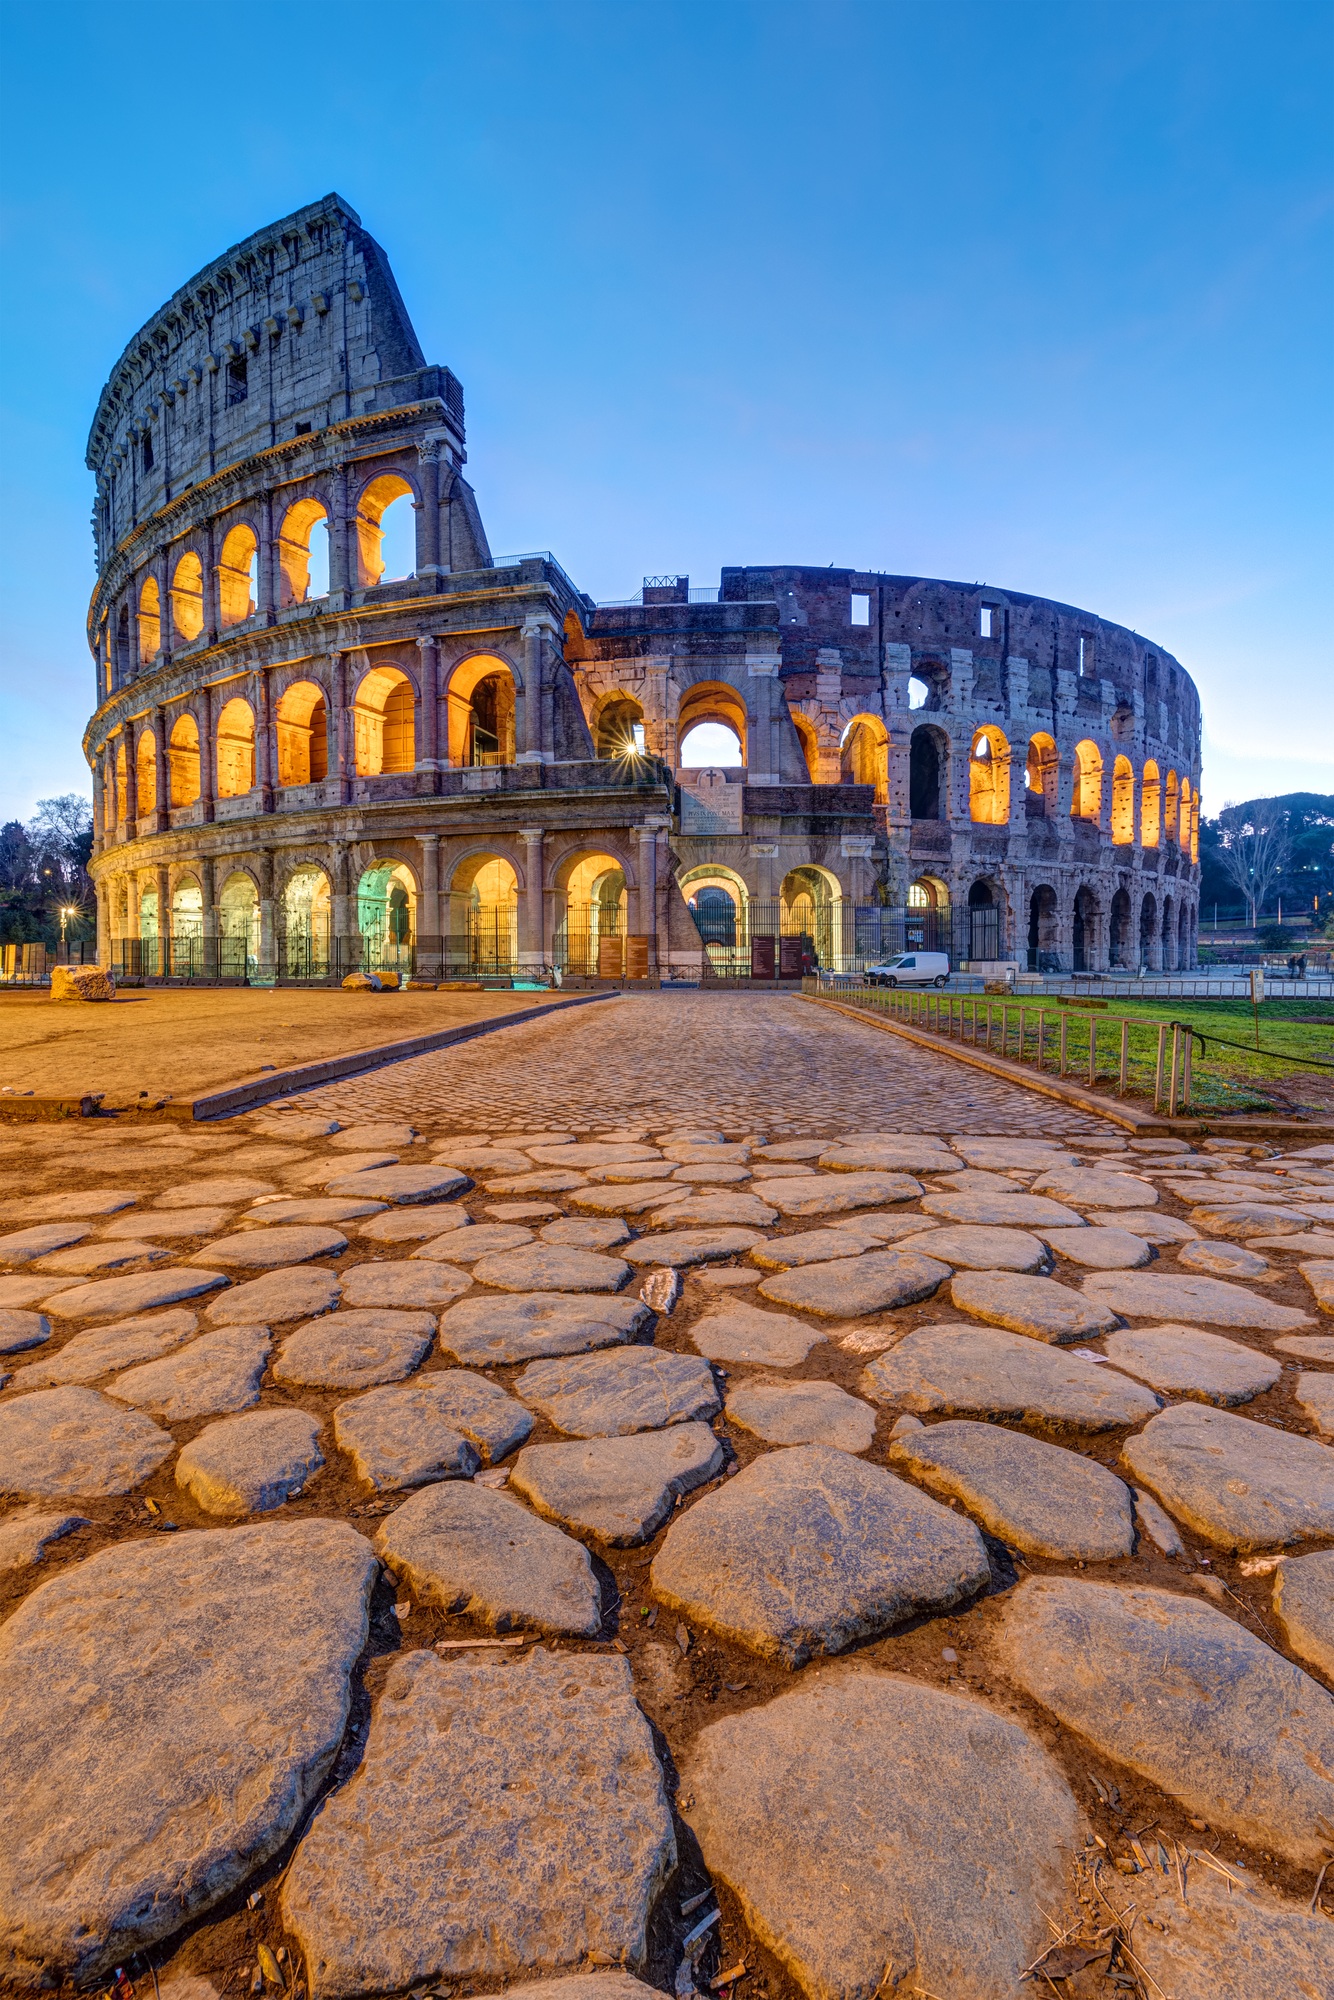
left=298, top=991, right=1107, bottom=1135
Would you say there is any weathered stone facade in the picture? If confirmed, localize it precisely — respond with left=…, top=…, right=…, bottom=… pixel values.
left=84, top=194, right=1201, bottom=980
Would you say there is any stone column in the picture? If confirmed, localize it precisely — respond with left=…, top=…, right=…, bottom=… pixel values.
left=152, top=706, right=169, bottom=832
left=257, top=850, right=276, bottom=983
left=329, top=652, right=351, bottom=803
left=92, top=759, right=105, bottom=854
left=329, top=462, right=351, bottom=601
left=258, top=491, right=277, bottom=621
left=157, top=550, right=172, bottom=664
left=746, top=653, right=780, bottom=784
left=519, top=617, right=549, bottom=762
left=416, top=439, right=443, bottom=577
left=95, top=877, right=109, bottom=966
left=200, top=855, right=218, bottom=978
left=416, top=636, right=440, bottom=793
left=200, top=683, right=215, bottom=822
left=255, top=671, right=275, bottom=811
left=126, top=589, right=139, bottom=680
left=203, top=518, right=219, bottom=643
left=635, top=820, right=662, bottom=966
left=330, top=841, right=353, bottom=974
left=156, top=862, right=172, bottom=977
left=419, top=834, right=442, bottom=976
left=518, top=828, right=545, bottom=970
left=124, top=729, right=139, bottom=834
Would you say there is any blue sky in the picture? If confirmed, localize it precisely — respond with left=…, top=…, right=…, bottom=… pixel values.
left=2, top=0, right=1330, bottom=819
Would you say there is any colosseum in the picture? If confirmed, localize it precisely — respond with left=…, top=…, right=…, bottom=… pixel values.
left=84, top=193, right=1202, bottom=986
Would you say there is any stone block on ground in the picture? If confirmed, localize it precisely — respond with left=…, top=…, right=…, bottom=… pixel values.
left=510, top=1423, right=723, bottom=1544
left=894, top=1223, right=1049, bottom=1271
left=951, top=1139, right=1074, bottom=1170
left=540, top=1217, right=631, bottom=1249
left=338, top=1260, right=471, bottom=1310
left=569, top=1182, right=690, bottom=1215
left=1273, top=1548, right=1334, bottom=1683
left=949, top=1269, right=1119, bottom=1342
left=991, top=1576, right=1334, bottom=1868
left=375, top=1481, right=601, bottom=1635
left=175, top=1408, right=325, bottom=1516
left=763, top=1172, right=923, bottom=1217
left=919, top=1190, right=1086, bottom=1228
left=413, top=1223, right=533, bottom=1262
left=1177, top=1238, right=1271, bottom=1278
left=640, top=1191, right=778, bottom=1229
left=887, top=1418, right=1135, bottom=1559
left=41, top=1268, right=229, bottom=1322
left=0, top=1519, right=375, bottom=1985
left=107, top=1324, right=271, bottom=1420
left=624, top=1227, right=764, bottom=1267
left=682, top=1672, right=1082, bottom=2000
left=102, top=1206, right=236, bottom=1240
left=1083, top=1268, right=1312, bottom=1330
left=1133, top=1485, right=1184, bottom=1554
left=324, top=1164, right=469, bottom=1205
left=436, top=1293, right=652, bottom=1366
left=1121, top=1402, right=1334, bottom=1549
left=188, top=1224, right=347, bottom=1269
left=651, top=1444, right=989, bottom=1665
left=273, top=1309, right=435, bottom=1389
left=36, top=1239, right=172, bottom=1276
left=0, top=1190, right=141, bottom=1221
left=724, top=1378, right=877, bottom=1452
left=758, top=1248, right=950, bottom=1317
left=1031, top=1166, right=1157, bottom=1208
left=1041, top=1226, right=1152, bottom=1269
left=280, top=1648, right=675, bottom=1995
left=0, top=1385, right=175, bottom=1498
left=1101, top=1324, right=1281, bottom=1404
left=8, top=1307, right=200, bottom=1393
left=746, top=1227, right=885, bottom=1268
left=204, top=1266, right=341, bottom=1326
left=0, top=1307, right=51, bottom=1353
left=668, top=1162, right=751, bottom=1184
left=1296, top=1370, right=1334, bottom=1436
left=356, top=1206, right=472, bottom=1243
left=328, top=1121, right=416, bottom=1150
left=154, top=1178, right=276, bottom=1208
left=471, top=1244, right=632, bottom=1293
left=334, top=1370, right=531, bottom=1488
left=0, top=1223, right=90, bottom=1264
left=817, top=1139, right=958, bottom=1173
left=49, top=962, right=115, bottom=1001
left=515, top=1348, right=719, bottom=1436
left=1095, top=1208, right=1199, bottom=1243
left=0, top=1504, right=89, bottom=1573
left=1190, top=1203, right=1311, bottom=1240
left=861, top=1323, right=1162, bottom=1429
left=690, top=1300, right=826, bottom=1367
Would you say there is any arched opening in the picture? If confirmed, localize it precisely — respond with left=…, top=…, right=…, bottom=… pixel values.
left=1178, top=778, right=1192, bottom=853
left=218, top=524, right=258, bottom=628
left=678, top=682, right=747, bottom=768
left=219, top=871, right=259, bottom=974
left=284, top=865, right=333, bottom=978
left=1025, top=734, right=1059, bottom=820
left=780, top=865, right=842, bottom=968
left=966, top=879, right=1002, bottom=962
left=116, top=604, right=130, bottom=684
left=1110, top=755, right=1135, bottom=844
left=355, top=862, right=415, bottom=974
left=277, top=498, right=331, bottom=607
left=558, top=851, right=628, bottom=976
left=138, top=885, right=158, bottom=941
left=135, top=730, right=156, bottom=819
left=353, top=666, right=416, bottom=776
left=1110, top=886, right=1132, bottom=967
left=595, top=695, right=647, bottom=761
left=968, top=727, right=1010, bottom=824
left=355, top=473, right=416, bottom=587
left=1139, top=893, right=1157, bottom=970
left=1178, top=902, right=1191, bottom=968
left=792, top=712, right=820, bottom=783
left=446, top=656, right=517, bottom=768
left=1073, top=885, right=1101, bottom=972
left=113, top=742, right=127, bottom=826
left=1141, top=761, right=1161, bottom=847
left=679, top=865, right=751, bottom=972
left=138, top=577, right=160, bottom=663
left=1161, top=894, right=1177, bottom=972
left=449, top=854, right=519, bottom=972
left=689, top=884, right=738, bottom=947
left=1027, top=885, right=1059, bottom=972
left=909, top=726, right=945, bottom=820
left=1071, top=741, right=1103, bottom=822
left=216, top=698, right=256, bottom=799
left=905, top=877, right=949, bottom=953
left=172, top=875, right=203, bottom=941
left=276, top=681, right=329, bottom=788
left=168, top=714, right=201, bottom=807
left=1190, top=794, right=1200, bottom=864
left=907, top=676, right=930, bottom=710
left=840, top=715, right=890, bottom=802
left=1164, top=770, right=1179, bottom=845
left=170, top=552, right=204, bottom=644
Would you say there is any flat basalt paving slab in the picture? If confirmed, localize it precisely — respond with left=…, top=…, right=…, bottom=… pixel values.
left=524, top=1141, right=663, bottom=1167
left=356, top=1206, right=472, bottom=1243
left=107, top=1325, right=271, bottom=1420
left=724, top=1378, right=877, bottom=1452
left=1108, top=1867, right=1334, bottom=2000
left=991, top=1576, right=1334, bottom=1869
left=436, top=1293, right=651, bottom=1366
left=652, top=1444, right=989, bottom=1665
left=204, top=1266, right=341, bottom=1326
left=237, top=1197, right=388, bottom=1226
left=951, top=1140, right=1075, bottom=1169
left=1042, top=1225, right=1152, bottom=1269
left=1098, top=1209, right=1198, bottom=1243
left=7, top=1307, right=200, bottom=1390
left=188, top=1224, right=348, bottom=1268
left=892, top=1223, right=1048, bottom=1271
left=412, top=1222, right=533, bottom=1261
left=758, top=1247, right=951, bottom=1317
left=690, top=1301, right=827, bottom=1367
left=324, top=1164, right=469, bottom=1204
left=919, top=1191, right=1086, bottom=1228
left=0, top=1307, right=52, bottom=1353
left=100, top=1206, right=236, bottom=1240
left=569, top=1182, right=692, bottom=1215
left=1276, top=1334, right=1334, bottom=1362
left=817, top=1139, right=959, bottom=1173
left=1191, top=1202, right=1312, bottom=1240
left=338, top=1260, right=472, bottom=1311
left=949, top=1269, right=1121, bottom=1343
left=763, top=1171, right=923, bottom=1217
left=375, top=1481, right=601, bottom=1636
left=1295, top=1371, right=1334, bottom=1436
left=639, top=1191, right=778, bottom=1229
left=1273, top=1548, right=1334, bottom=1683
left=36, top=1239, right=171, bottom=1276
left=1176, top=1238, right=1272, bottom=1278
left=0, top=1504, right=89, bottom=1574
left=0, top=1223, right=90, bottom=1263
left=623, top=1227, right=763, bottom=1266
left=0, top=1385, right=175, bottom=1498
left=682, top=1672, right=1082, bottom=2000
left=0, top=1190, right=142, bottom=1222
left=1083, top=1268, right=1312, bottom=1330
left=273, top=1309, right=436, bottom=1389
left=1101, top=1325, right=1282, bottom=1404
left=540, top=1217, right=631, bottom=1249
left=153, top=1178, right=277, bottom=1208
left=333, top=1370, right=531, bottom=1488
left=862, top=1322, right=1162, bottom=1429
left=280, top=1648, right=675, bottom=1995
left=175, top=1408, right=325, bottom=1516
left=1031, top=1167, right=1158, bottom=1208
left=0, top=1519, right=376, bottom=1985
left=510, top=1422, right=724, bottom=1543
left=514, top=1348, right=719, bottom=1436
left=471, top=1244, right=632, bottom=1292
left=41, top=1267, right=229, bottom=1322
left=887, top=1417, right=1135, bottom=1560
left=1302, top=1258, right=1334, bottom=1313
left=482, top=1169, right=592, bottom=1194
left=1122, top=1403, right=1334, bottom=1549
left=746, top=1226, right=886, bottom=1268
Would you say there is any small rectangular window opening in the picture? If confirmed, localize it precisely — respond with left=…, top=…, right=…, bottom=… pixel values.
left=631, top=722, right=646, bottom=753
left=850, top=593, right=870, bottom=626
left=141, top=431, right=154, bottom=472
left=1078, top=633, right=1094, bottom=678
left=293, top=421, right=311, bottom=436
left=226, top=356, right=248, bottom=406
left=979, top=606, right=994, bottom=638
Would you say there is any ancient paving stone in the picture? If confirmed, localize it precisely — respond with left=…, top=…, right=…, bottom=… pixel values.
left=623, top=1227, right=764, bottom=1267
left=487, top=1202, right=562, bottom=1222
left=919, top=1190, right=1086, bottom=1228
left=950, top=1270, right=1120, bottom=1343
left=483, top=1169, right=591, bottom=1194
left=339, top=1260, right=472, bottom=1310
left=569, top=1182, right=691, bottom=1215
left=758, top=1248, right=951, bottom=1317
left=190, top=1224, right=348, bottom=1269
left=1295, top=1371, right=1334, bottom=1436
left=0, top=1307, right=51, bottom=1352
left=176, top=1409, right=325, bottom=1517
left=1177, top=1238, right=1271, bottom=1278
left=1083, top=1268, right=1312, bottom=1330
left=891, top=1223, right=1048, bottom=1271
left=951, top=1139, right=1074, bottom=1169
left=0, top=1276, right=75, bottom=1311
left=751, top=1139, right=825, bottom=1160
left=1259, top=1227, right=1334, bottom=1255
left=1191, top=1202, right=1313, bottom=1241
left=101, top=1206, right=236, bottom=1240
left=888, top=1419, right=1135, bottom=1559
left=690, top=1300, right=827, bottom=1366
left=436, top=1293, right=651, bottom=1366
left=204, top=1266, right=341, bottom=1326
left=511, top=1422, right=724, bottom=1543
left=540, top=1217, right=631, bottom=1249
left=0, top=1519, right=375, bottom=1984
left=724, top=1378, right=877, bottom=1452
left=682, top=1672, right=1082, bottom=2000
left=1030, top=1166, right=1158, bottom=1209
left=41, top=1267, right=229, bottom=1322
left=1105, top=1865, right=1334, bottom=2000
left=652, top=1445, right=988, bottom=1665
left=8, top=1307, right=200, bottom=1390
left=356, top=1206, right=473, bottom=1243
left=659, top=1140, right=750, bottom=1164
left=640, top=1190, right=778, bottom=1229
left=248, top=1113, right=341, bottom=1140
left=281, top=1647, right=675, bottom=1994
left=1101, top=1324, right=1281, bottom=1404
left=1042, top=1225, right=1152, bottom=1269
left=1122, top=1403, right=1334, bottom=1549
left=325, top=1163, right=469, bottom=1204
left=0, top=1386, right=174, bottom=1498
left=926, top=1167, right=1026, bottom=1192
left=526, top=1141, right=664, bottom=1167
left=414, top=1223, right=534, bottom=1261
left=472, top=1244, right=632, bottom=1293
left=817, top=1139, right=958, bottom=1173
left=328, top=1121, right=417, bottom=1150
left=1133, top=1485, right=1184, bottom=1554
left=747, top=1226, right=885, bottom=1267
left=1273, top=1548, right=1334, bottom=1682
left=586, top=1162, right=681, bottom=1184
left=284, top=1151, right=398, bottom=1188
left=334, top=1371, right=530, bottom=1487
left=991, top=1576, right=1334, bottom=1868
left=764, top=1171, right=923, bottom=1217
left=1276, top=1333, right=1334, bottom=1361
left=240, top=1198, right=388, bottom=1226
left=0, top=1223, right=89, bottom=1263
left=375, top=1482, right=600, bottom=1635
left=108, top=1326, right=272, bottom=1421
left=515, top=1348, right=719, bottom=1437
left=862, top=1322, right=1162, bottom=1429
left=829, top=1211, right=953, bottom=1243
left=1100, top=1209, right=1199, bottom=1243
left=0, top=1189, right=142, bottom=1221
left=273, top=1309, right=435, bottom=1389
left=36, top=1238, right=172, bottom=1276
left=0, top=1504, right=89, bottom=1573
left=1301, top=1258, right=1334, bottom=1313
left=669, top=1162, right=752, bottom=1184
left=430, top=1145, right=533, bottom=1175
left=154, top=1178, right=277, bottom=1208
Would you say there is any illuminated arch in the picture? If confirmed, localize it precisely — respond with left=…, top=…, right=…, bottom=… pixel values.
left=556, top=849, right=629, bottom=976
left=791, top=712, right=820, bottom=783
left=1190, top=793, right=1200, bottom=864
left=677, top=681, right=748, bottom=766
left=218, top=523, right=258, bottom=628
left=171, top=873, right=203, bottom=939
left=216, top=697, right=256, bottom=798
left=1070, top=740, right=1103, bottom=822
left=276, top=680, right=329, bottom=787
left=840, top=714, right=890, bottom=802
left=909, top=724, right=948, bottom=820
left=283, top=864, right=333, bottom=975
left=594, top=693, right=647, bottom=761
left=138, top=576, right=160, bottom=663
left=968, top=725, right=1010, bottom=824
left=355, top=472, right=417, bottom=587
left=170, top=551, right=204, bottom=644
left=1164, top=769, right=1179, bottom=844
left=448, top=852, right=519, bottom=969
left=135, top=728, right=156, bottom=819
left=277, top=497, right=330, bottom=607
left=1110, top=755, right=1135, bottom=844
left=168, top=713, right=200, bottom=807
left=1024, top=733, right=1059, bottom=819
left=1178, top=777, right=1192, bottom=852
left=219, top=870, right=260, bottom=962
left=1141, top=760, right=1161, bottom=847
left=353, top=665, right=416, bottom=775
left=114, top=740, right=128, bottom=824
left=445, top=654, right=517, bottom=767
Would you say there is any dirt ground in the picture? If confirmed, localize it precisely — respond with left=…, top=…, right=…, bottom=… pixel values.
left=0, top=985, right=567, bottom=1106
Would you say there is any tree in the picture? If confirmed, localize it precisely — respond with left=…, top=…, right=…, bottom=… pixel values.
left=1200, top=792, right=1334, bottom=915
left=1214, top=802, right=1293, bottom=927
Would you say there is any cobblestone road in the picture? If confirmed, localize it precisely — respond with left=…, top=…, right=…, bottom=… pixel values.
left=297, top=991, right=1107, bottom=1135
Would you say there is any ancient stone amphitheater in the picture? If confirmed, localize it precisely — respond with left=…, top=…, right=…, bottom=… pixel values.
left=84, top=193, right=1202, bottom=982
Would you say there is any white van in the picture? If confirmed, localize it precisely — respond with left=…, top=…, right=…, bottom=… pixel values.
left=863, top=952, right=950, bottom=988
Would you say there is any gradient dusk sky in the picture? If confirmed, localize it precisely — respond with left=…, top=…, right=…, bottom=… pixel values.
left=1, top=0, right=1330, bottom=818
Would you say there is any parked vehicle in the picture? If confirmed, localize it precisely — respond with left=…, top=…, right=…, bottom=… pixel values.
left=863, top=952, right=950, bottom=988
